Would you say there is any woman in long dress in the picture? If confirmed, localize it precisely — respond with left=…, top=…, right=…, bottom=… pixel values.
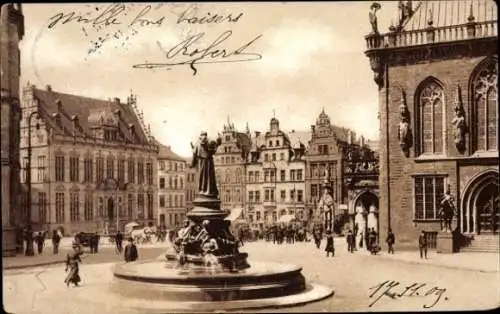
left=64, top=243, right=83, bottom=287
left=325, top=229, right=335, bottom=257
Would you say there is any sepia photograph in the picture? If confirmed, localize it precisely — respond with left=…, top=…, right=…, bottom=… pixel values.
left=1, top=1, right=498, bottom=313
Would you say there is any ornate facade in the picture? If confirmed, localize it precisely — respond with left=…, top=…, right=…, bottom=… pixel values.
left=1, top=4, right=24, bottom=256
left=365, top=0, right=498, bottom=250
left=246, top=117, right=307, bottom=228
left=157, top=144, right=187, bottom=228
left=20, top=84, right=159, bottom=235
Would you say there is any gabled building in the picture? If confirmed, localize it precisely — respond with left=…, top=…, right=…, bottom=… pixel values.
left=20, top=84, right=159, bottom=235
left=365, top=0, right=498, bottom=251
left=157, top=144, right=187, bottom=228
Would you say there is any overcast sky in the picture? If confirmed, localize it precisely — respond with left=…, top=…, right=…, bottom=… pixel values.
left=20, top=1, right=401, bottom=157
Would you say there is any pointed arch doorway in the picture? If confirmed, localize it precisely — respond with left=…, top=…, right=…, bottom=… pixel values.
left=462, top=170, right=499, bottom=235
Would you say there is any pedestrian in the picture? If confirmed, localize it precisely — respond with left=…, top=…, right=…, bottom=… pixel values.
left=386, top=229, right=395, bottom=254
left=64, top=242, right=83, bottom=287
left=325, top=229, right=335, bottom=257
left=52, top=229, right=61, bottom=254
left=238, top=228, right=245, bottom=247
left=353, top=223, right=359, bottom=250
left=24, top=225, right=34, bottom=256
left=419, top=231, right=428, bottom=259
left=369, top=228, right=379, bottom=255
left=124, top=237, right=139, bottom=263
left=346, top=230, right=354, bottom=253
left=95, top=233, right=100, bottom=253
left=35, top=232, right=45, bottom=254
left=359, top=230, right=364, bottom=249
left=115, top=230, right=124, bottom=254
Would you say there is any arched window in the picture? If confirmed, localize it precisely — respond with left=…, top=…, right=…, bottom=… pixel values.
left=472, top=59, right=498, bottom=152
left=416, top=79, right=445, bottom=155
left=225, top=169, right=231, bottom=183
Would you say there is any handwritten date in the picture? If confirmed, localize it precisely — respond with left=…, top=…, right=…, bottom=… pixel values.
left=369, top=280, right=448, bottom=309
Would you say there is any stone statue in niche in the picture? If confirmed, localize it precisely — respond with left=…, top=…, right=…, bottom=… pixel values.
left=369, top=2, right=381, bottom=35
left=397, top=90, right=412, bottom=157
left=451, top=85, right=467, bottom=153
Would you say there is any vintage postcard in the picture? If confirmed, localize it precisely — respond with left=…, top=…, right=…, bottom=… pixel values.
left=1, top=1, right=498, bottom=313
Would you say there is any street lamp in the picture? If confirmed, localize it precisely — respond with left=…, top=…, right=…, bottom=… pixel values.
left=25, top=111, right=40, bottom=256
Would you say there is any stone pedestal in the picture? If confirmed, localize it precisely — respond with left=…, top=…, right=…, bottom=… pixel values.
left=436, top=232, right=454, bottom=254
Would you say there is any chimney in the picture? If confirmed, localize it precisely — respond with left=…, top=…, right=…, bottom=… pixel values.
left=113, top=97, right=120, bottom=105
left=46, top=85, right=52, bottom=91
left=255, top=131, right=261, bottom=137
left=55, top=99, right=63, bottom=112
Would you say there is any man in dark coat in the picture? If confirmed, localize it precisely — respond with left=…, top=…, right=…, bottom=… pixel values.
left=124, top=237, right=138, bottom=262
left=35, top=232, right=45, bottom=254
left=386, top=229, right=395, bottom=254
left=115, top=230, right=124, bottom=254
left=346, top=230, right=354, bottom=253
left=52, top=229, right=61, bottom=254
left=419, top=231, right=428, bottom=259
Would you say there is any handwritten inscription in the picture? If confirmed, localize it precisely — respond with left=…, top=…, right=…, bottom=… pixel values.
left=369, top=280, right=448, bottom=309
left=176, top=6, right=243, bottom=24
left=132, top=30, right=263, bottom=75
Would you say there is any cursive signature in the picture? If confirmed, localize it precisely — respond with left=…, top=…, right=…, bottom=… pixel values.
left=47, top=4, right=127, bottom=29
left=132, top=30, right=262, bottom=75
left=369, top=280, right=448, bottom=309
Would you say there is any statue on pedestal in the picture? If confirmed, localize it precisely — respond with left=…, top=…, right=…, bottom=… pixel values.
left=439, top=188, right=457, bottom=233
left=190, top=131, right=222, bottom=198
left=397, top=90, right=412, bottom=157
left=369, top=3, right=381, bottom=35
left=451, top=86, right=467, bottom=153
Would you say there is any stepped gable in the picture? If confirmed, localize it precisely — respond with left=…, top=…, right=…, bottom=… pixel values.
left=401, top=0, right=497, bottom=32
left=32, top=87, right=149, bottom=144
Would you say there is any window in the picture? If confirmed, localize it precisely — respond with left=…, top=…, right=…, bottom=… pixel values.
left=180, top=163, right=183, bottom=172
left=255, top=191, right=260, bottom=202
left=137, top=162, right=144, bottom=184
left=70, top=192, right=79, bottom=221
left=231, top=156, right=235, bottom=163
left=55, top=156, right=65, bottom=182
left=159, top=161, right=165, bottom=170
left=256, top=211, right=261, bottom=221
left=255, top=171, right=259, bottom=182
left=106, top=157, right=114, bottom=179
left=55, top=192, right=65, bottom=223
left=276, top=140, right=280, bottom=146
left=174, top=177, right=178, bottom=189
left=137, top=194, right=145, bottom=219
left=264, top=154, right=268, bottom=161
left=290, top=189, right=295, bottom=201
left=290, top=169, right=296, bottom=181
left=272, top=153, right=276, bottom=161
left=84, top=158, right=93, bottom=183
left=264, top=170, right=269, bottom=182
left=280, top=153, right=284, bottom=160
left=38, top=192, right=47, bottom=223
left=159, top=195, right=165, bottom=207
left=249, top=191, right=254, bottom=203
left=146, top=162, right=153, bottom=185
left=280, top=190, right=286, bottom=200
left=269, top=140, right=273, bottom=147
left=147, top=193, right=153, bottom=219
left=37, top=155, right=47, bottom=182
left=97, top=197, right=104, bottom=217
left=297, top=190, right=303, bottom=202
left=180, top=177, right=184, bottom=189
left=127, top=159, right=135, bottom=184
left=168, top=161, right=172, bottom=170
left=118, top=159, right=125, bottom=183
left=174, top=195, right=178, bottom=207
left=280, top=170, right=286, bottom=181
left=127, top=194, right=133, bottom=218
left=84, top=194, right=93, bottom=221
left=413, top=176, right=445, bottom=220
left=168, top=195, right=172, bottom=207
left=472, top=59, right=498, bottom=151
left=248, top=171, right=254, bottom=182
left=159, top=177, right=165, bottom=189
left=270, top=169, right=276, bottom=182
left=69, top=157, right=79, bottom=182
left=265, top=190, right=270, bottom=201
left=168, top=176, right=172, bottom=188
left=22, top=156, right=28, bottom=182
left=311, top=184, right=318, bottom=200
left=297, top=169, right=303, bottom=181
left=416, top=79, right=444, bottom=155
left=174, top=162, right=178, bottom=172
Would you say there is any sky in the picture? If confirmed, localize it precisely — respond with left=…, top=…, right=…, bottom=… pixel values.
left=20, top=1, right=401, bottom=157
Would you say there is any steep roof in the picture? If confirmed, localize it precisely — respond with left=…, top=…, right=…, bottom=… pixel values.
left=288, top=130, right=311, bottom=149
left=402, top=0, right=497, bottom=32
left=158, top=144, right=186, bottom=161
left=32, top=87, right=150, bottom=144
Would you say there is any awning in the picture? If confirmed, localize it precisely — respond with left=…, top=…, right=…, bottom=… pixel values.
left=125, top=222, right=139, bottom=229
left=225, top=207, right=243, bottom=221
left=279, top=214, right=296, bottom=223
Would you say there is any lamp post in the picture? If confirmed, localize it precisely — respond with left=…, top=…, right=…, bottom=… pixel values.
left=25, top=111, right=40, bottom=256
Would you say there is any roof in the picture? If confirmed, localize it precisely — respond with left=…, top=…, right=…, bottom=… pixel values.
left=402, top=0, right=497, bottom=32
left=158, top=144, right=186, bottom=161
left=288, top=130, right=311, bottom=149
left=32, top=87, right=150, bottom=144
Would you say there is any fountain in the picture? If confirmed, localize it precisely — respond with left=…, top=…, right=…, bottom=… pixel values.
left=107, top=132, right=333, bottom=311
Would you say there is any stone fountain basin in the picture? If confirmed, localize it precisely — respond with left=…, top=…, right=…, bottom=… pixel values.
left=112, top=260, right=308, bottom=302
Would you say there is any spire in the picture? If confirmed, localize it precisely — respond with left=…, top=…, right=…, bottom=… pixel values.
left=273, top=109, right=275, bottom=118
left=467, top=3, right=475, bottom=22
left=245, top=122, right=250, bottom=134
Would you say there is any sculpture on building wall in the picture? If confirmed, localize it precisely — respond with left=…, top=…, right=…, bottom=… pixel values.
left=439, top=187, right=457, bottom=233
left=397, top=90, right=412, bottom=157
left=190, top=132, right=222, bottom=198
left=451, top=85, right=468, bottom=153
left=397, top=1, right=413, bottom=30
left=369, top=2, right=381, bottom=35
